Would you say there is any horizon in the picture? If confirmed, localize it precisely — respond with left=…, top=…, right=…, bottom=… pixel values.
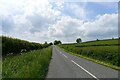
left=0, top=0, right=119, bottom=43
left=1, top=35, right=119, bottom=44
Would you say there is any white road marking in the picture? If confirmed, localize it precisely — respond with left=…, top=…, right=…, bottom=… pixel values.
left=62, top=54, right=68, bottom=58
left=71, top=60, right=99, bottom=80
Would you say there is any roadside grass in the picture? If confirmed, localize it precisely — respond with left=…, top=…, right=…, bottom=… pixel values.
left=58, top=39, right=120, bottom=71
left=2, top=46, right=52, bottom=79
left=0, top=59, right=2, bottom=79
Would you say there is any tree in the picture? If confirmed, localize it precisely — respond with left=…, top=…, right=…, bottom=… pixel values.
left=76, top=38, right=82, bottom=43
left=54, top=40, right=57, bottom=45
left=96, top=39, right=99, bottom=41
left=58, top=40, right=62, bottom=44
left=49, top=42, right=53, bottom=46
left=54, top=40, right=62, bottom=45
left=44, top=41, right=48, bottom=44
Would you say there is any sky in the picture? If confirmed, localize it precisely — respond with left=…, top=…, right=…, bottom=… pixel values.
left=0, top=0, right=119, bottom=43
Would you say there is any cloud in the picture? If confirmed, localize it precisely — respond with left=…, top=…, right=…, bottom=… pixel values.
left=0, top=0, right=118, bottom=43
left=22, top=0, right=61, bottom=34
left=13, top=15, right=33, bottom=33
left=48, top=16, right=85, bottom=42
left=1, top=0, right=61, bottom=42
left=2, top=15, right=15, bottom=33
left=49, top=16, right=83, bottom=37
left=67, top=3, right=87, bottom=19
left=84, top=13, right=118, bottom=40
left=61, top=0, right=119, bottom=2
left=48, top=13, right=118, bottom=43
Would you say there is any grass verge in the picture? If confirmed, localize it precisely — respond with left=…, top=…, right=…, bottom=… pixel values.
left=58, top=46, right=120, bottom=71
left=2, top=46, right=52, bottom=79
left=0, top=59, right=2, bottom=79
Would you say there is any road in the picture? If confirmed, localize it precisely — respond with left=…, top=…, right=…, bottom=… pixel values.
left=46, top=45, right=119, bottom=79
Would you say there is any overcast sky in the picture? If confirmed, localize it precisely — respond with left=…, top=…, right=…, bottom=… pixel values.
left=0, top=0, right=119, bottom=43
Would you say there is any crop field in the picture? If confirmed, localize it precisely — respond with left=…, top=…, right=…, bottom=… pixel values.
left=2, top=47, right=52, bottom=79
left=59, top=39, right=120, bottom=70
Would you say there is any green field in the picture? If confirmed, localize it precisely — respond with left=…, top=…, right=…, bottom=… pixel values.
left=64, top=39, right=119, bottom=46
left=59, top=39, right=120, bottom=70
left=2, top=47, right=52, bottom=79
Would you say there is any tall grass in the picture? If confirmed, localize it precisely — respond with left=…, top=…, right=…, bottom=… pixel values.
left=2, top=46, right=52, bottom=79
left=0, top=60, right=2, bottom=79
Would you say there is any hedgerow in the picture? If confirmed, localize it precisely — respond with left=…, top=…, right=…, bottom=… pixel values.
left=1, top=36, right=51, bottom=57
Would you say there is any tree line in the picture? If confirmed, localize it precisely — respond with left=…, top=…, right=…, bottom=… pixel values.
left=54, top=40, right=62, bottom=45
left=1, top=36, right=52, bottom=57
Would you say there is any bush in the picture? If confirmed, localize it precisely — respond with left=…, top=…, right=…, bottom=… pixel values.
left=1, top=36, right=50, bottom=57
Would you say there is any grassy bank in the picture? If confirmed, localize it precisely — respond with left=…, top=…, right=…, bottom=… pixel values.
left=58, top=39, right=120, bottom=71
left=2, top=46, right=52, bottom=79
left=0, top=60, right=2, bottom=79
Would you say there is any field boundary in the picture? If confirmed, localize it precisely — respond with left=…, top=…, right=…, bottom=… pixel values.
left=75, top=44, right=119, bottom=47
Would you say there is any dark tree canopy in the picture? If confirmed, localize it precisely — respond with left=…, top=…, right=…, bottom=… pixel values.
left=96, top=39, right=99, bottom=41
left=49, top=42, right=53, bottom=45
left=44, top=41, right=48, bottom=44
left=76, top=38, right=82, bottom=43
left=54, top=40, right=62, bottom=45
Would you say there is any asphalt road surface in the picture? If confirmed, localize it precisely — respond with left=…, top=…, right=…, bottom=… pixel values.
left=46, top=45, right=119, bottom=79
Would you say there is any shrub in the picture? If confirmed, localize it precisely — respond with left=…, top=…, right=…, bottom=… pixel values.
left=2, top=36, right=50, bottom=57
